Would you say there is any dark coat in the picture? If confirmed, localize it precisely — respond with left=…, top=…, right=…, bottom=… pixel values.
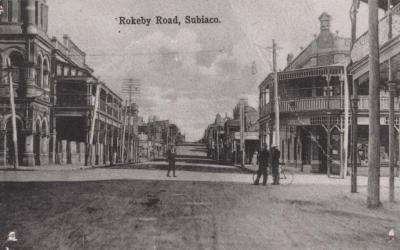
left=167, top=149, right=176, bottom=163
left=257, top=149, right=269, bottom=174
left=271, top=147, right=281, bottom=174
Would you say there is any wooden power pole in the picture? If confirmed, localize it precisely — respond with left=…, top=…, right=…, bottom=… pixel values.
left=6, top=59, right=19, bottom=169
left=367, top=0, right=381, bottom=208
left=121, top=79, right=140, bottom=162
left=272, top=39, right=280, bottom=149
left=240, top=100, right=245, bottom=167
left=351, top=0, right=360, bottom=193
left=88, top=83, right=100, bottom=166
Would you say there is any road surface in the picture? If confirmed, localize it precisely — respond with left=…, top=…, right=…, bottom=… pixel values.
left=0, top=143, right=399, bottom=250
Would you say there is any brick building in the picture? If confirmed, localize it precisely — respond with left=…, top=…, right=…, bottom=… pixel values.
left=0, top=0, right=137, bottom=167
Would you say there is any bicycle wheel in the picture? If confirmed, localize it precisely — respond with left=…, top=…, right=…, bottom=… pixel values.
left=279, top=168, right=294, bottom=185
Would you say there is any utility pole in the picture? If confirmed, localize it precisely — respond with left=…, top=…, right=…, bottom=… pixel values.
left=240, top=100, right=245, bottom=167
left=389, top=80, right=396, bottom=203
left=6, top=59, right=19, bottom=169
left=367, top=0, right=381, bottom=208
left=388, top=0, right=396, bottom=202
left=216, top=128, right=220, bottom=161
left=120, top=100, right=128, bottom=162
left=272, top=39, right=280, bottom=149
left=351, top=0, right=360, bottom=193
left=121, top=79, right=140, bottom=162
left=88, top=83, right=100, bottom=166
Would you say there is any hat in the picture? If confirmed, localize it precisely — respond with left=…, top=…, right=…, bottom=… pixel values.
left=7, top=232, right=17, bottom=242
left=271, top=144, right=277, bottom=148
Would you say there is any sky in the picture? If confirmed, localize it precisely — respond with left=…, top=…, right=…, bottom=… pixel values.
left=48, top=0, right=370, bottom=141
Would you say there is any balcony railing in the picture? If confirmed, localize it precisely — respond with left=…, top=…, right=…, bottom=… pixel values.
left=280, top=96, right=344, bottom=112
left=260, top=96, right=400, bottom=117
left=99, top=100, right=107, bottom=112
left=358, top=96, right=400, bottom=110
left=57, top=95, right=88, bottom=107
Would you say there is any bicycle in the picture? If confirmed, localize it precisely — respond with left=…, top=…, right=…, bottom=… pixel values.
left=252, top=163, right=294, bottom=186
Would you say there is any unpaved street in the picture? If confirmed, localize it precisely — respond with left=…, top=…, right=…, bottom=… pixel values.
left=0, top=144, right=399, bottom=249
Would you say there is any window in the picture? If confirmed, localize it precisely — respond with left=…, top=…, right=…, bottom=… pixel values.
left=57, top=65, right=62, bottom=76
left=43, top=59, right=49, bottom=87
left=35, top=1, right=38, bottom=24
left=8, top=0, right=12, bottom=22
left=40, top=3, right=43, bottom=27
left=63, top=66, right=69, bottom=76
left=44, top=5, right=48, bottom=32
left=36, top=56, right=42, bottom=87
left=20, top=0, right=24, bottom=22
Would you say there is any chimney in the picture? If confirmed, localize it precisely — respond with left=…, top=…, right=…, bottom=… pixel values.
left=319, top=12, right=332, bottom=32
left=63, top=34, right=70, bottom=47
left=287, top=53, right=294, bottom=66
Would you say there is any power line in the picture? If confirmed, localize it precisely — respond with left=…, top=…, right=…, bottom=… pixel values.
left=61, top=48, right=228, bottom=57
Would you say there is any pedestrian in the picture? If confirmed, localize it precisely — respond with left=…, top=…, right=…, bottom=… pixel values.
left=166, top=145, right=177, bottom=177
left=254, top=144, right=269, bottom=186
left=271, top=144, right=281, bottom=185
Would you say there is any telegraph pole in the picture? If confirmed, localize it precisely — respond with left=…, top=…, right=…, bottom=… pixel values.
left=6, top=59, right=19, bottom=169
left=121, top=79, right=140, bottom=162
left=120, top=100, right=128, bottom=162
left=88, top=83, right=100, bottom=165
left=272, top=39, right=280, bottom=149
left=388, top=0, right=395, bottom=202
left=240, top=100, right=245, bottom=167
left=351, top=0, right=360, bottom=193
left=367, top=0, right=381, bottom=208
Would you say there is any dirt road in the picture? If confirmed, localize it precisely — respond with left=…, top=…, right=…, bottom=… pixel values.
left=0, top=143, right=399, bottom=249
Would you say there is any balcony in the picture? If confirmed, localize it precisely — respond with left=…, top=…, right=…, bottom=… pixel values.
left=280, top=96, right=344, bottom=113
left=57, top=95, right=88, bottom=107
left=260, top=96, right=400, bottom=117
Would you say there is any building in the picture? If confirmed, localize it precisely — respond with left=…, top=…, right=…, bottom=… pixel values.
left=138, top=118, right=183, bottom=160
left=0, top=0, right=136, bottom=167
left=204, top=113, right=226, bottom=160
left=259, top=13, right=352, bottom=175
left=203, top=100, right=259, bottom=165
left=222, top=99, right=259, bottom=165
left=350, top=0, right=400, bottom=171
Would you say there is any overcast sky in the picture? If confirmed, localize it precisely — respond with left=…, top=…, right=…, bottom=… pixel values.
left=48, top=0, right=370, bottom=141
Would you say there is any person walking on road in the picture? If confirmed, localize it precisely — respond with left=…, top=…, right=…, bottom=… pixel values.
left=254, top=144, right=269, bottom=186
left=271, top=144, right=281, bottom=185
left=166, top=145, right=177, bottom=177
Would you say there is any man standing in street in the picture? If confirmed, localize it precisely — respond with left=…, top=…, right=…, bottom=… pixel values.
left=271, top=144, right=281, bottom=185
left=254, top=144, right=269, bottom=186
left=166, top=145, right=177, bottom=177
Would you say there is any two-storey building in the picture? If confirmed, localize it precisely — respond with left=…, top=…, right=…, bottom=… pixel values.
left=350, top=0, right=400, bottom=172
left=259, top=13, right=352, bottom=175
left=0, top=0, right=128, bottom=167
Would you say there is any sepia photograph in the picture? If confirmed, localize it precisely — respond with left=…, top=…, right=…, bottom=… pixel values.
left=0, top=0, right=399, bottom=249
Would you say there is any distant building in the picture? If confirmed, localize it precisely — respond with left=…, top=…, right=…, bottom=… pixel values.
left=204, top=99, right=259, bottom=165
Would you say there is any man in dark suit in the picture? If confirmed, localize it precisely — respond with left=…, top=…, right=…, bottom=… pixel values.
left=254, top=144, right=269, bottom=186
left=271, top=144, right=281, bottom=185
left=166, top=145, right=177, bottom=177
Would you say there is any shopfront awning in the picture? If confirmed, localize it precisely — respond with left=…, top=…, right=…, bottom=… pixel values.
left=234, top=132, right=259, bottom=140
